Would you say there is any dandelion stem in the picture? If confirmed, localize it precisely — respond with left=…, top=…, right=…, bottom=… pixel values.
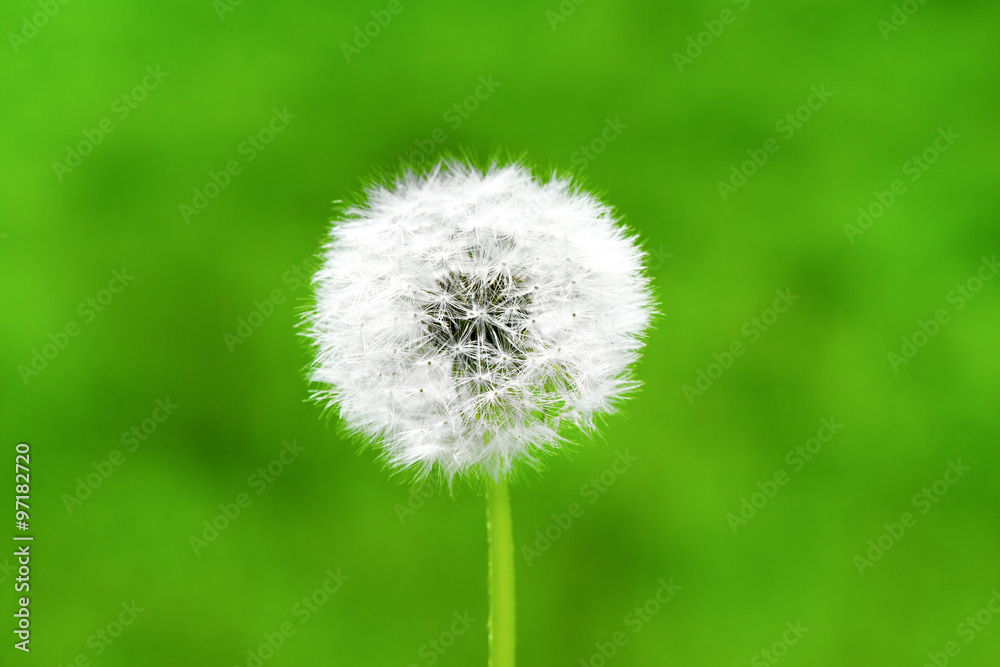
left=486, top=479, right=516, bottom=667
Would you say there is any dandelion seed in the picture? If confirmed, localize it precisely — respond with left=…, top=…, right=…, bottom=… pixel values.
left=306, top=160, right=654, bottom=482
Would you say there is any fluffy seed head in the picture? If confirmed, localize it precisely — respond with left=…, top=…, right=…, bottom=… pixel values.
left=307, top=160, right=654, bottom=483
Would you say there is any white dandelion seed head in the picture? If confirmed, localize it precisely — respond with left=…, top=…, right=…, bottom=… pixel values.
left=306, top=160, right=654, bottom=483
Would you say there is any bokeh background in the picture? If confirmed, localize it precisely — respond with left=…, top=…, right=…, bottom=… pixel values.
left=2, top=0, right=999, bottom=664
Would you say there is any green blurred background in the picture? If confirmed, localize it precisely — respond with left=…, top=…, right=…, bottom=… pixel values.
left=2, top=0, right=999, bottom=664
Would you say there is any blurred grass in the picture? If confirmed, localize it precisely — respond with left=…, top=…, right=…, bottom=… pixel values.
left=2, top=0, right=999, bottom=665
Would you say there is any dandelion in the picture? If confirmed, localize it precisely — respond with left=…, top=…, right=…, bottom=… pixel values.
left=308, top=160, right=653, bottom=479
left=306, top=159, right=654, bottom=666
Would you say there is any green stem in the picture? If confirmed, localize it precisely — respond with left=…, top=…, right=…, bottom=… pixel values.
left=486, top=478, right=516, bottom=667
